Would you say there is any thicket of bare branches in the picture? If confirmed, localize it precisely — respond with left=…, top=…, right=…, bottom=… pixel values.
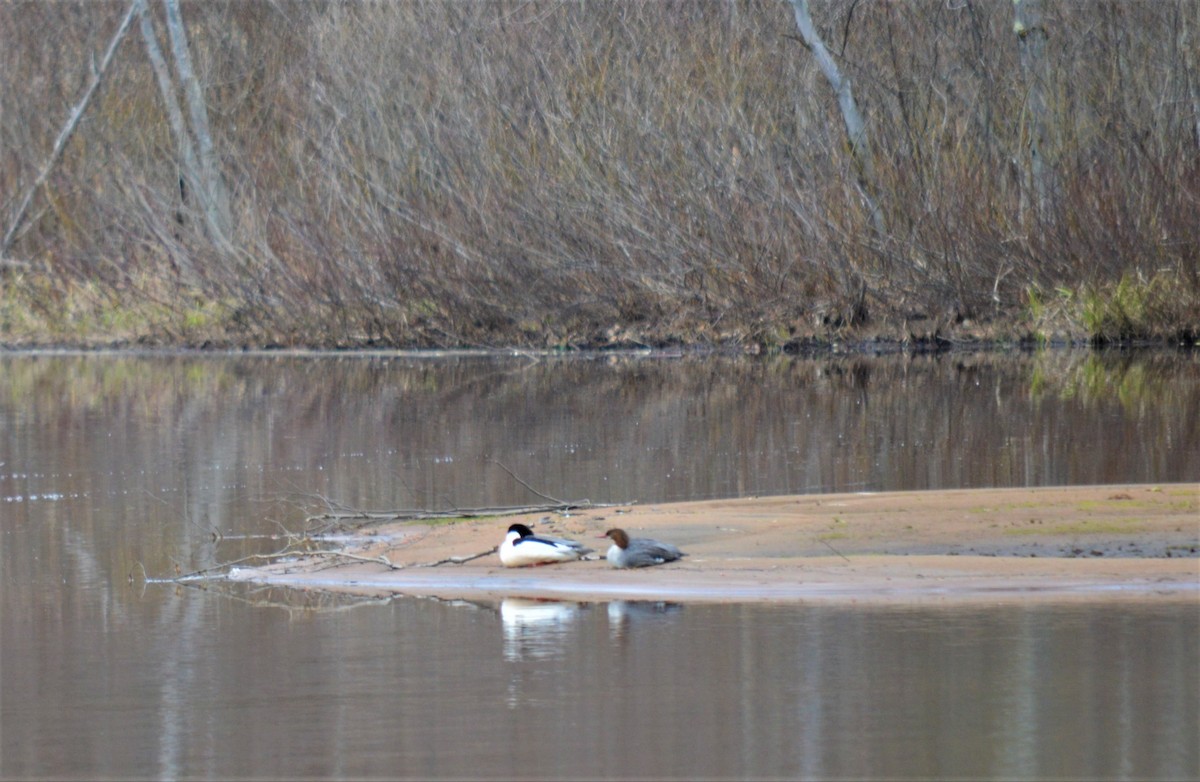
left=1, top=1, right=1197, bottom=347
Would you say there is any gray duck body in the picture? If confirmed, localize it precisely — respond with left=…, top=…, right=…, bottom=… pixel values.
left=604, top=528, right=684, bottom=568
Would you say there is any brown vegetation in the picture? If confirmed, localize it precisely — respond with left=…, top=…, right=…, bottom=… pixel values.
left=1, top=1, right=1198, bottom=349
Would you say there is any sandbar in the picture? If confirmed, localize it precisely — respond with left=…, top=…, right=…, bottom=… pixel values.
left=230, top=483, right=1200, bottom=605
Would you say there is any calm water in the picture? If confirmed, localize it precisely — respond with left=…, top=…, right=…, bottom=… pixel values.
left=2, top=350, right=1198, bottom=780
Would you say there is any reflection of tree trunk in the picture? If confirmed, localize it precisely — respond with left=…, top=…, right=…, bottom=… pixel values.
left=1, top=1, right=139, bottom=259
left=786, top=0, right=886, bottom=236
left=138, top=0, right=233, bottom=262
left=1013, top=0, right=1055, bottom=225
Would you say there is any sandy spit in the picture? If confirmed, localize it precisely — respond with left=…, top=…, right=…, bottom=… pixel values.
left=229, top=483, right=1200, bottom=605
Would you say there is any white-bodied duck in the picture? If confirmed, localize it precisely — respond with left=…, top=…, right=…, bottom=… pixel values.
left=603, top=528, right=685, bottom=568
left=499, top=523, right=593, bottom=567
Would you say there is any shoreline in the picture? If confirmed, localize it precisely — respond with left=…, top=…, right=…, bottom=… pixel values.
left=227, top=483, right=1200, bottom=605
left=2, top=339, right=1193, bottom=355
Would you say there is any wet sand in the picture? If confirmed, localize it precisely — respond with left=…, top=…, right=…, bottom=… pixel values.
left=230, top=483, right=1200, bottom=604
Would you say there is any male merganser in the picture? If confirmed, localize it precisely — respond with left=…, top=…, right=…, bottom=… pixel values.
left=603, top=528, right=684, bottom=568
left=499, top=523, right=592, bottom=567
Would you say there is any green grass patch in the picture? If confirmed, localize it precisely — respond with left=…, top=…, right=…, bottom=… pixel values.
left=413, top=515, right=480, bottom=526
left=1004, top=517, right=1148, bottom=536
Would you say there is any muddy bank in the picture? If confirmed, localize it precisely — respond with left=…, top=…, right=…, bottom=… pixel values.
left=229, top=484, right=1199, bottom=604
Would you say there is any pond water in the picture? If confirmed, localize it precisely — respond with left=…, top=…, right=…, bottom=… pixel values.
left=2, top=350, right=1198, bottom=779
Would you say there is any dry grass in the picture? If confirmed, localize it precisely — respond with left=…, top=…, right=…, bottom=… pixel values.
left=1, top=1, right=1197, bottom=348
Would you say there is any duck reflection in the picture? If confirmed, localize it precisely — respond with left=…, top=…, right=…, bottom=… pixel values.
left=606, top=600, right=684, bottom=642
left=500, top=598, right=582, bottom=662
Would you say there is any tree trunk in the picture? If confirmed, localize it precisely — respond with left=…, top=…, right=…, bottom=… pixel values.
left=786, top=0, right=886, bottom=236
left=135, top=0, right=200, bottom=280
left=1013, top=0, right=1056, bottom=225
left=1180, top=8, right=1200, bottom=154
left=161, top=0, right=233, bottom=250
left=2, top=1, right=139, bottom=258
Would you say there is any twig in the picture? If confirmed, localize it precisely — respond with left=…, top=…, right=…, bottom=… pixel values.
left=819, top=539, right=852, bottom=563
left=154, top=490, right=614, bottom=586
left=128, top=561, right=150, bottom=585
left=306, top=501, right=608, bottom=526
left=308, top=546, right=499, bottom=571
left=155, top=535, right=322, bottom=582
left=416, top=547, right=498, bottom=567
left=489, top=459, right=567, bottom=505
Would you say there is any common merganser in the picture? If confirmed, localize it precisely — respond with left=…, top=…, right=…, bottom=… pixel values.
left=603, top=528, right=684, bottom=568
left=499, top=523, right=592, bottom=567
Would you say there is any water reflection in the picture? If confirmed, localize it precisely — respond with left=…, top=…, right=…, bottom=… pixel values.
left=501, top=598, right=583, bottom=662
left=2, top=350, right=1198, bottom=779
left=3, top=351, right=1197, bottom=518
left=3, top=350, right=1196, bottom=582
left=498, top=597, right=688, bottom=664
left=606, top=600, right=685, bottom=643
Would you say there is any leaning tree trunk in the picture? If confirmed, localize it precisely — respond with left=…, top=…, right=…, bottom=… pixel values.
left=2, top=1, right=139, bottom=259
left=160, top=0, right=233, bottom=252
left=786, top=0, right=886, bottom=237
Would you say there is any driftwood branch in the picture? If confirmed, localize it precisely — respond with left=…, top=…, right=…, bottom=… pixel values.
left=150, top=475, right=616, bottom=587
left=308, top=546, right=500, bottom=572
left=146, top=506, right=513, bottom=584
left=151, top=542, right=502, bottom=584
left=305, top=501, right=609, bottom=526
left=489, top=459, right=567, bottom=505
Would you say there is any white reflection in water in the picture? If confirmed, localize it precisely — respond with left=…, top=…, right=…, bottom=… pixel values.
left=500, top=598, right=581, bottom=662
left=502, top=598, right=585, bottom=710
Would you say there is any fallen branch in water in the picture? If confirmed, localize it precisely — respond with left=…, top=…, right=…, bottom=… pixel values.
left=143, top=530, right=501, bottom=585
left=150, top=470, right=614, bottom=587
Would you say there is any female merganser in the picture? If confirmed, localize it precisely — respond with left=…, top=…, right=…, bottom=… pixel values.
left=603, top=528, right=684, bottom=568
left=499, top=523, right=592, bottom=567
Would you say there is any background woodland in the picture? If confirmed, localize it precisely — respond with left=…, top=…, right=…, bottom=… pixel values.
left=2, top=1, right=1197, bottom=348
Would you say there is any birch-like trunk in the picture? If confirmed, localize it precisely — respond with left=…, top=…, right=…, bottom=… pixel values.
left=2, top=1, right=139, bottom=258
left=787, top=0, right=886, bottom=236
left=1013, top=0, right=1056, bottom=225
left=161, top=0, right=233, bottom=250
left=135, top=0, right=199, bottom=280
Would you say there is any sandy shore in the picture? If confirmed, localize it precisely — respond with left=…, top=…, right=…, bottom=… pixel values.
left=230, top=484, right=1200, bottom=604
